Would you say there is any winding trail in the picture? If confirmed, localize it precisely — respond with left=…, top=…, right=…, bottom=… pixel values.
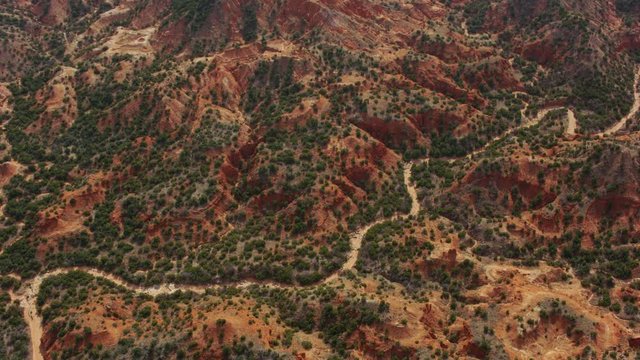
left=12, top=70, right=640, bottom=359
left=557, top=67, right=640, bottom=138
left=464, top=65, right=640, bottom=162
left=512, top=66, right=640, bottom=139
left=16, top=162, right=422, bottom=360
left=599, top=66, right=640, bottom=137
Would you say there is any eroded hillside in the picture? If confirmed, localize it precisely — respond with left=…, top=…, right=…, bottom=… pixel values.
left=1, top=0, right=640, bottom=359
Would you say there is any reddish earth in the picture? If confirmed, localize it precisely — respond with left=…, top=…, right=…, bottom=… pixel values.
left=3, top=0, right=640, bottom=359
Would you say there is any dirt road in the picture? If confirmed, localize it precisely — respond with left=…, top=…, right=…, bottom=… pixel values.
left=13, top=99, right=619, bottom=359
left=566, top=109, right=577, bottom=136
left=600, top=67, right=640, bottom=136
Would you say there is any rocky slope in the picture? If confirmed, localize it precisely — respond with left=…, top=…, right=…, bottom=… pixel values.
left=1, top=0, right=640, bottom=359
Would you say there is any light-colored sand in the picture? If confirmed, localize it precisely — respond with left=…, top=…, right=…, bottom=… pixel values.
left=14, top=100, right=625, bottom=359
left=566, top=109, right=577, bottom=136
